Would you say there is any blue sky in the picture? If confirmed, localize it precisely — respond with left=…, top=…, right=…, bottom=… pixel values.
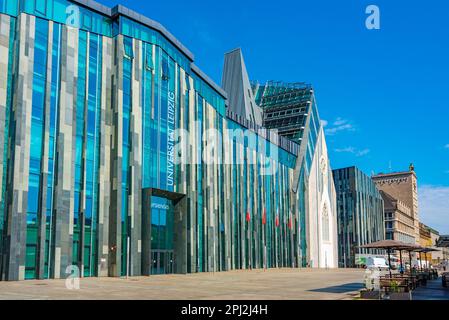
left=100, top=0, right=449, bottom=233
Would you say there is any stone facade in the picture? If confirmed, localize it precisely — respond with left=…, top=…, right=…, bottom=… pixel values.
left=372, top=165, right=420, bottom=245
left=381, top=191, right=415, bottom=244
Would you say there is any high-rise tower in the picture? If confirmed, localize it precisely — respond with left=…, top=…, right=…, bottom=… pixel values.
left=372, top=164, right=420, bottom=244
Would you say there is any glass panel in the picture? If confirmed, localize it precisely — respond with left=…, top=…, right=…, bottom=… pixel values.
left=34, top=0, right=47, bottom=15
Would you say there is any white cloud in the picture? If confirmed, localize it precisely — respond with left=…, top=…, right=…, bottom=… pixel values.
left=356, top=148, right=370, bottom=157
left=321, top=120, right=328, bottom=127
left=333, top=117, right=347, bottom=126
left=419, top=185, right=449, bottom=234
left=324, top=117, right=356, bottom=136
left=334, top=146, right=370, bottom=157
left=335, top=147, right=355, bottom=153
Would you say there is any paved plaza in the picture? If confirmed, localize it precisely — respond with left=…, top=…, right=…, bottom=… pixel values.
left=413, top=277, right=449, bottom=300
left=0, top=268, right=366, bottom=300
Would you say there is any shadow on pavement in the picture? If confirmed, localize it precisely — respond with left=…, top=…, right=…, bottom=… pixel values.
left=412, top=277, right=449, bottom=300
left=308, top=282, right=364, bottom=293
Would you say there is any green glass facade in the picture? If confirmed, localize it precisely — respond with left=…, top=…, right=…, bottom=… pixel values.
left=0, top=0, right=336, bottom=281
left=333, top=167, right=385, bottom=268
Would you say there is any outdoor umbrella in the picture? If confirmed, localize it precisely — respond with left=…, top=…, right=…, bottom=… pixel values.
left=393, top=243, right=422, bottom=275
left=418, top=247, right=440, bottom=270
left=401, top=244, right=423, bottom=273
left=359, top=240, right=417, bottom=278
left=413, top=247, right=427, bottom=271
left=416, top=248, right=424, bottom=272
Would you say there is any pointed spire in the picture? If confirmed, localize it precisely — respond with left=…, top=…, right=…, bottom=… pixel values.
left=222, top=48, right=263, bottom=126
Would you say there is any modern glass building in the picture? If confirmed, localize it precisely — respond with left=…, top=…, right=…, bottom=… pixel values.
left=253, top=81, right=314, bottom=144
left=0, top=0, right=337, bottom=281
left=250, top=77, right=338, bottom=268
left=332, top=167, right=385, bottom=268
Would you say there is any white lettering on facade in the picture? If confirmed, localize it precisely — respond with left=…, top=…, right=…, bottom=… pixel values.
left=167, top=91, right=175, bottom=187
left=151, top=203, right=169, bottom=210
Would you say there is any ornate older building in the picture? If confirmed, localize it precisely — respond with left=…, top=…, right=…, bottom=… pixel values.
left=372, top=165, right=420, bottom=245
left=381, top=191, right=415, bottom=244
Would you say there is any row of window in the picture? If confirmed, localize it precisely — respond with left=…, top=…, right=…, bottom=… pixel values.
left=25, top=17, right=49, bottom=279
left=3, top=14, right=302, bottom=279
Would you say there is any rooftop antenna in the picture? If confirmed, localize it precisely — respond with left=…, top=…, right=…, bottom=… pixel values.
left=388, top=161, right=392, bottom=173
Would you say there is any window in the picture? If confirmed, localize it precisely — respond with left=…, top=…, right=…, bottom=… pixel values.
left=83, top=12, right=92, bottom=30
left=123, top=37, right=133, bottom=59
left=34, top=0, right=47, bottom=16
left=161, top=57, right=169, bottom=80
left=185, top=74, right=191, bottom=90
left=145, top=46, right=154, bottom=70
left=27, top=175, right=40, bottom=216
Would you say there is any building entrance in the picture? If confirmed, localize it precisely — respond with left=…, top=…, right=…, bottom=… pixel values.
left=151, top=250, right=174, bottom=275
left=150, top=196, right=174, bottom=275
left=142, top=188, right=187, bottom=276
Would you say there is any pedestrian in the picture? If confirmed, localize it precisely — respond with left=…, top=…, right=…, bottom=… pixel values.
left=399, top=264, right=404, bottom=275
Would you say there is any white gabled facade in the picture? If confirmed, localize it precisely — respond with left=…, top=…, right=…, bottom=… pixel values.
left=307, top=128, right=338, bottom=268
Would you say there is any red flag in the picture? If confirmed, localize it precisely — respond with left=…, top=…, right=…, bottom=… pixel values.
left=262, top=207, right=266, bottom=225
left=275, top=214, right=279, bottom=227
left=288, top=217, right=292, bottom=230
left=246, top=211, right=251, bottom=222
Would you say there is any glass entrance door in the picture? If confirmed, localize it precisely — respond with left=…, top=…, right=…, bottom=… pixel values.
left=165, top=251, right=174, bottom=273
left=151, top=251, right=160, bottom=274
left=151, top=250, right=174, bottom=275
left=149, top=196, right=175, bottom=275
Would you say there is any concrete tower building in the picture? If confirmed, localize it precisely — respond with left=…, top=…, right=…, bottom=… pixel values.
left=372, top=165, right=420, bottom=245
